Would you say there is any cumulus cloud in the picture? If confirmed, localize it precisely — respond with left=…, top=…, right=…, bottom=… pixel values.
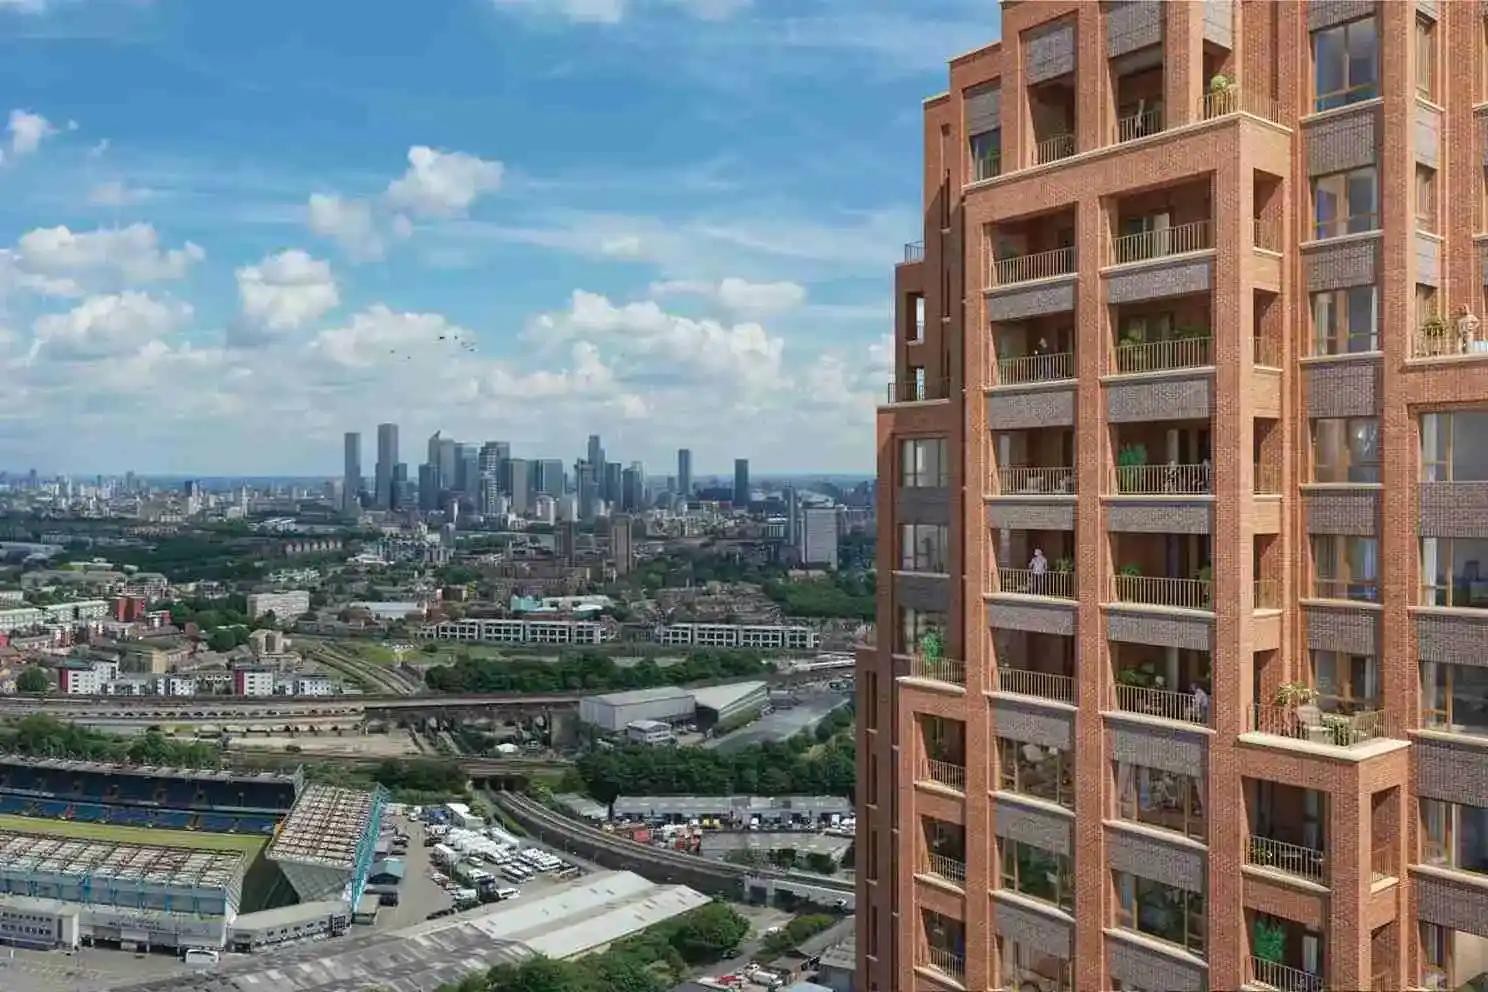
left=310, top=304, right=473, bottom=368
left=32, top=292, right=191, bottom=360
left=650, top=276, right=805, bottom=314
left=307, top=193, right=383, bottom=262
left=384, top=146, right=504, bottom=219
left=490, top=0, right=749, bottom=24
left=234, top=249, right=339, bottom=338
left=7, top=109, right=56, bottom=159
left=88, top=180, right=153, bottom=207
left=6, top=224, right=202, bottom=295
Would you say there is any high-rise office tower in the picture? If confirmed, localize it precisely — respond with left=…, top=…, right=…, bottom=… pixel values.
left=456, top=443, right=481, bottom=497
left=784, top=485, right=799, bottom=545
left=733, top=458, right=749, bottom=507
left=535, top=459, right=565, bottom=497
left=798, top=505, right=838, bottom=569
left=611, top=514, right=634, bottom=576
left=417, top=463, right=439, bottom=512
left=677, top=448, right=692, bottom=497
left=391, top=463, right=412, bottom=510
left=603, top=461, right=623, bottom=505
left=621, top=461, right=645, bottom=512
left=342, top=432, right=361, bottom=515
left=576, top=460, right=599, bottom=521
left=587, top=434, right=604, bottom=471
left=862, top=6, right=1488, bottom=992
left=375, top=423, right=398, bottom=509
left=479, top=441, right=510, bottom=491
left=507, top=458, right=532, bottom=515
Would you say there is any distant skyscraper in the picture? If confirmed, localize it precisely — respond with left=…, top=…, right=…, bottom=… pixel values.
left=611, top=514, right=634, bottom=576
left=342, top=432, right=361, bottom=515
left=603, top=462, right=622, bottom=504
left=391, top=463, right=412, bottom=509
left=418, top=463, right=439, bottom=511
left=456, top=443, right=481, bottom=497
left=677, top=449, right=692, bottom=496
left=784, top=484, right=799, bottom=544
left=375, top=423, right=398, bottom=509
left=576, top=460, right=599, bottom=521
left=587, top=434, right=604, bottom=470
left=479, top=441, right=509, bottom=490
left=508, top=459, right=532, bottom=515
left=556, top=520, right=577, bottom=562
left=535, top=459, right=565, bottom=497
left=621, top=462, right=644, bottom=512
left=800, top=505, right=839, bottom=569
left=733, top=458, right=750, bottom=507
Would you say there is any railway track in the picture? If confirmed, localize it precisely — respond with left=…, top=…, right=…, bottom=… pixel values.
left=303, top=641, right=420, bottom=695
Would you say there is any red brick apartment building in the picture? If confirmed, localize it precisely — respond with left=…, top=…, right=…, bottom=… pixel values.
left=858, top=2, right=1488, bottom=990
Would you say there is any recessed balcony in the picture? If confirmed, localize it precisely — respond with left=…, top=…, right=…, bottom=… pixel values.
left=1247, top=913, right=1325, bottom=992
left=911, top=654, right=966, bottom=688
left=886, top=374, right=950, bottom=404
left=919, top=817, right=967, bottom=890
left=1200, top=84, right=1281, bottom=124
left=1111, top=646, right=1212, bottom=726
left=1114, top=462, right=1212, bottom=496
left=1246, top=836, right=1327, bottom=885
left=1247, top=703, right=1401, bottom=748
left=1112, top=574, right=1212, bottom=611
left=1246, top=782, right=1328, bottom=885
left=1109, top=218, right=1213, bottom=267
left=919, top=909, right=967, bottom=988
left=989, top=246, right=1076, bottom=288
left=995, top=466, right=1075, bottom=496
left=993, top=667, right=1075, bottom=704
left=903, top=240, right=926, bottom=264
left=995, top=566, right=1076, bottom=601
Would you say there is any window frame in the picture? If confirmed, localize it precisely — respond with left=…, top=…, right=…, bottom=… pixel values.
left=1420, top=798, right=1488, bottom=876
left=1419, top=537, right=1488, bottom=609
left=1310, top=649, right=1380, bottom=713
left=897, top=606, right=947, bottom=656
left=999, top=837, right=1074, bottom=912
left=996, top=736, right=1075, bottom=808
left=1420, top=661, right=1488, bottom=738
left=1416, top=164, right=1438, bottom=234
left=1114, top=760, right=1207, bottom=841
left=1311, top=166, right=1379, bottom=240
left=1113, top=870, right=1207, bottom=956
left=899, top=522, right=949, bottom=573
left=1311, top=416, right=1380, bottom=483
left=1312, top=16, right=1380, bottom=111
left=1311, top=533, right=1380, bottom=603
left=999, top=935, right=1072, bottom=992
left=970, top=127, right=1002, bottom=183
left=900, top=437, right=949, bottom=488
left=1420, top=411, right=1488, bottom=483
left=1416, top=14, right=1438, bottom=102
left=1310, top=285, right=1378, bottom=355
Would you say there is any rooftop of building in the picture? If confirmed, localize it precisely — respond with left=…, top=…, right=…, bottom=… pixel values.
left=583, top=685, right=694, bottom=706
left=687, top=680, right=768, bottom=711
left=266, top=783, right=379, bottom=871
left=0, top=754, right=300, bottom=787
left=0, top=829, right=244, bottom=890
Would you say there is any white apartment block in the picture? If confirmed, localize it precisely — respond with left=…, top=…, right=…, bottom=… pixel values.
left=420, top=618, right=609, bottom=646
left=244, top=590, right=311, bottom=620
left=294, top=675, right=334, bottom=696
left=157, top=675, right=196, bottom=696
left=234, top=669, right=276, bottom=696
left=42, top=601, right=110, bottom=624
left=653, top=623, right=819, bottom=650
left=0, top=608, right=45, bottom=633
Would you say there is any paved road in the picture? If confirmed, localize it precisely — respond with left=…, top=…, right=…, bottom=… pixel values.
left=707, top=692, right=851, bottom=753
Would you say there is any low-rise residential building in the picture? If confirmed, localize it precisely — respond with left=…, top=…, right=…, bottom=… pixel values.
left=56, top=663, right=102, bottom=695
left=420, top=618, right=610, bottom=645
left=233, top=668, right=275, bottom=696
left=157, top=675, right=196, bottom=696
left=654, top=623, right=819, bottom=650
left=244, top=590, right=311, bottom=620
left=294, top=675, right=333, bottom=696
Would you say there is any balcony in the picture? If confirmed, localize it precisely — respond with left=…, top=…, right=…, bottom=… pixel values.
left=1110, top=219, right=1212, bottom=266
left=993, top=667, right=1075, bottom=704
left=1248, top=703, right=1401, bottom=748
left=924, top=759, right=966, bottom=794
left=1246, top=836, right=1326, bottom=885
left=1114, top=463, right=1212, bottom=496
left=996, top=566, right=1076, bottom=600
left=972, top=151, right=1002, bottom=183
left=922, top=946, right=966, bottom=985
left=1201, top=85, right=1282, bottom=124
left=1116, top=105, right=1163, bottom=144
left=1254, top=578, right=1282, bottom=610
left=922, top=851, right=967, bottom=887
left=1034, top=132, right=1075, bottom=165
left=1112, top=574, right=1212, bottom=611
left=1411, top=319, right=1488, bottom=360
left=904, top=241, right=925, bottom=263
left=1254, top=335, right=1281, bottom=368
left=1113, top=336, right=1212, bottom=376
left=886, top=376, right=950, bottom=404
left=988, top=246, right=1075, bottom=288
left=1370, top=844, right=1395, bottom=884
left=1111, top=683, right=1209, bottom=726
left=997, top=351, right=1074, bottom=386
left=1250, top=957, right=1325, bottom=992
left=1254, top=463, right=1281, bottom=495
left=1253, top=217, right=1283, bottom=253
left=996, top=466, right=1075, bottom=497
left=912, top=655, right=966, bottom=688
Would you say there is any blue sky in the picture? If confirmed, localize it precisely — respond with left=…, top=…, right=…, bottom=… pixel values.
left=0, top=0, right=1001, bottom=476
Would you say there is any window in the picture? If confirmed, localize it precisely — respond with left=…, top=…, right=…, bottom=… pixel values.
left=1421, top=662, right=1488, bottom=738
left=1000, top=838, right=1074, bottom=910
left=1312, top=534, right=1379, bottom=602
left=999, top=936, right=1071, bottom=992
left=1313, top=16, right=1379, bottom=111
left=1416, top=15, right=1438, bottom=102
left=970, top=128, right=1001, bottom=182
left=996, top=736, right=1074, bottom=807
left=1311, top=286, right=1377, bottom=354
left=1312, top=167, right=1378, bottom=239
left=1421, top=538, right=1488, bottom=609
left=1311, top=650, right=1379, bottom=713
left=901, top=437, right=948, bottom=487
left=1421, top=799, right=1488, bottom=875
left=897, top=607, right=945, bottom=655
left=900, top=523, right=948, bottom=573
left=1114, top=871, right=1206, bottom=956
left=1416, top=165, right=1437, bottom=233
left=1421, top=411, right=1488, bottom=481
left=1422, top=922, right=1488, bottom=992
left=1312, top=416, right=1379, bottom=483
left=1115, top=761, right=1206, bottom=840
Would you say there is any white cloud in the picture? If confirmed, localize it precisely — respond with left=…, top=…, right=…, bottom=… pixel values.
left=88, top=180, right=152, bottom=207
left=11, top=224, right=203, bottom=290
left=235, top=249, right=339, bottom=337
left=650, top=276, right=805, bottom=314
left=307, top=193, right=383, bottom=261
left=6, top=109, right=56, bottom=160
left=32, top=291, right=191, bottom=360
left=490, top=0, right=749, bottom=24
left=599, top=234, right=643, bottom=258
left=310, top=304, right=472, bottom=369
left=384, top=146, right=504, bottom=218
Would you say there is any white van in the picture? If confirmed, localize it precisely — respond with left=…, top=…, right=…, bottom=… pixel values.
left=184, top=949, right=220, bottom=967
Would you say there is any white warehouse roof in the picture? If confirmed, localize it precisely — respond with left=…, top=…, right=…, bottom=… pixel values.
left=689, top=680, right=767, bottom=712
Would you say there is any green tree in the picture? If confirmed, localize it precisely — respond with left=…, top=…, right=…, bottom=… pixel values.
left=665, top=902, right=748, bottom=963
left=207, top=627, right=238, bottom=652
left=16, top=667, right=49, bottom=694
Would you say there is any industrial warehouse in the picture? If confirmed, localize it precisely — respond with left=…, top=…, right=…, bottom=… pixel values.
left=578, top=680, right=769, bottom=734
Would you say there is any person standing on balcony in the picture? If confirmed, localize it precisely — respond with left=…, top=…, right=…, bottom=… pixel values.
left=1029, top=548, right=1048, bottom=594
left=1192, top=683, right=1210, bottom=724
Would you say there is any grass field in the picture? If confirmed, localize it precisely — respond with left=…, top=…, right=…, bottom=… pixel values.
left=0, top=813, right=270, bottom=857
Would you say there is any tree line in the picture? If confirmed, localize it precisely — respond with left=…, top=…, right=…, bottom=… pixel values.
left=425, top=649, right=769, bottom=694
left=0, top=715, right=221, bottom=768
left=762, top=573, right=875, bottom=620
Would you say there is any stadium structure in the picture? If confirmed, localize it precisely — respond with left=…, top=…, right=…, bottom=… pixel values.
left=0, top=755, right=382, bottom=953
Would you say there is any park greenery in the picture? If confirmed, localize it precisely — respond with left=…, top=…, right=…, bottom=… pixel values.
left=763, top=572, right=875, bottom=621
left=620, top=547, right=786, bottom=593
left=425, top=648, right=769, bottom=694
left=758, top=912, right=838, bottom=958
left=0, top=715, right=221, bottom=767
left=16, top=667, right=49, bottom=693
left=575, top=702, right=855, bottom=804
left=303, top=756, right=470, bottom=805
left=433, top=901, right=749, bottom=992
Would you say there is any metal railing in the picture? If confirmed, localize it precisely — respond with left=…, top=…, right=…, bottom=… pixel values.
left=997, top=466, right=1075, bottom=495
left=1250, top=956, right=1325, bottom=992
left=1112, top=574, right=1213, bottom=610
left=1254, top=463, right=1281, bottom=495
left=1034, top=132, right=1075, bottom=165
left=1371, top=845, right=1395, bottom=883
left=996, top=567, right=1076, bottom=600
left=1313, top=212, right=1379, bottom=241
left=923, top=852, right=967, bottom=885
left=1113, top=336, right=1212, bottom=374
left=913, top=655, right=966, bottom=687
left=1412, top=325, right=1488, bottom=359
left=972, top=152, right=1002, bottom=182
left=1254, top=336, right=1281, bottom=367
left=989, top=246, right=1075, bottom=287
left=996, top=351, right=1073, bottom=384
left=1249, top=704, right=1401, bottom=747
left=924, top=946, right=966, bottom=982
left=1247, top=836, right=1327, bottom=884
left=1116, top=106, right=1164, bottom=143
left=1254, top=578, right=1282, bottom=610
left=904, top=241, right=925, bottom=263
left=994, top=667, right=1075, bottom=703
left=886, top=377, right=950, bottom=404
left=1114, top=463, right=1212, bottom=495
left=923, top=759, right=966, bottom=793
left=1254, top=216, right=1283, bottom=252
left=1202, top=86, right=1282, bottom=124
left=1312, top=578, right=1379, bottom=602
left=1110, top=219, right=1212, bottom=265
left=1112, top=683, right=1210, bottom=725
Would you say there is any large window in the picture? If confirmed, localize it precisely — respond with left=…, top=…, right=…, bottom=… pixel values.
left=1312, top=416, right=1380, bottom=483
left=1421, top=662, right=1488, bottom=738
left=1422, top=799, right=1488, bottom=876
left=1311, top=286, right=1377, bottom=354
left=1421, top=538, right=1488, bottom=609
left=999, top=838, right=1074, bottom=911
left=1416, top=14, right=1438, bottom=102
left=996, top=737, right=1074, bottom=808
left=900, top=523, right=948, bottom=573
left=1115, top=761, right=1206, bottom=841
left=1313, top=16, right=1379, bottom=111
left=1417, top=165, right=1438, bottom=234
left=1312, top=650, right=1380, bottom=713
left=897, top=607, right=946, bottom=656
left=901, top=437, right=949, bottom=488
left=1422, top=921, right=1488, bottom=992
left=970, top=128, right=1001, bottom=182
left=1114, top=872, right=1206, bottom=956
left=999, top=936, right=1071, bottom=992
left=1312, top=167, right=1378, bottom=239
left=1421, top=411, right=1488, bottom=482
left=1312, top=534, right=1379, bottom=602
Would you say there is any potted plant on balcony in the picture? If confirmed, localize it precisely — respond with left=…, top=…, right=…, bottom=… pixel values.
left=1116, top=443, right=1147, bottom=491
left=1422, top=308, right=1449, bottom=356
left=1208, top=74, right=1236, bottom=117
left=1052, top=556, right=1073, bottom=574
left=1275, top=681, right=1330, bottom=742
left=1253, top=916, right=1286, bottom=964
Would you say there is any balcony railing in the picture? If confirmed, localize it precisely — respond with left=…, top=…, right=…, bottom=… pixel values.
left=1112, top=682, right=1210, bottom=725
left=1202, top=86, right=1282, bottom=124
left=1254, top=216, right=1283, bottom=252
left=1110, top=219, right=1212, bottom=265
left=923, top=946, right=966, bottom=983
left=1412, top=324, right=1488, bottom=359
left=904, top=241, right=925, bottom=263
left=972, top=152, right=1002, bottom=182
left=1116, top=106, right=1164, bottom=143
left=993, top=667, right=1075, bottom=704
left=996, top=351, right=1074, bottom=385
left=1114, top=463, right=1212, bottom=495
left=912, top=655, right=966, bottom=687
left=1247, top=836, right=1327, bottom=884
left=1254, top=336, right=1281, bottom=368
left=1113, top=335, right=1212, bottom=374
left=1249, top=703, right=1401, bottom=747
left=996, top=567, right=1076, bottom=600
left=1112, top=574, right=1212, bottom=610
left=923, top=852, right=967, bottom=886
left=1254, top=462, right=1281, bottom=495
left=988, top=246, right=1075, bottom=287
left=886, top=377, right=950, bottom=404
left=923, top=759, right=966, bottom=793
left=1371, top=845, right=1395, bottom=883
left=1250, top=957, right=1325, bottom=992
left=1034, top=132, right=1075, bottom=165
left=1254, top=578, right=1282, bottom=610
left=997, top=466, right=1075, bottom=496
